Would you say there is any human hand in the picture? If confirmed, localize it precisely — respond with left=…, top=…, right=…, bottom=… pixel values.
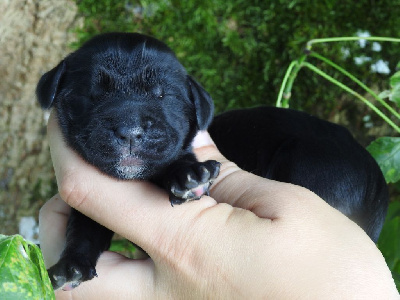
left=39, top=112, right=398, bottom=299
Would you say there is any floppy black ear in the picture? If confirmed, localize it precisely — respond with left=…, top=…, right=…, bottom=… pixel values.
left=36, top=60, right=66, bottom=109
left=188, top=76, right=214, bottom=130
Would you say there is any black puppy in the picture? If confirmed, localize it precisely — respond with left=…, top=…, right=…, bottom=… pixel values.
left=37, top=32, right=220, bottom=290
left=209, top=107, right=388, bottom=243
left=37, top=32, right=388, bottom=290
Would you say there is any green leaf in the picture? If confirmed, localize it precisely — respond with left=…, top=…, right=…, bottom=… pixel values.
left=392, top=84, right=400, bottom=107
left=386, top=201, right=400, bottom=222
left=390, top=69, right=400, bottom=106
left=367, top=137, right=400, bottom=183
left=0, top=234, right=54, bottom=300
left=378, top=89, right=392, bottom=100
left=109, top=239, right=137, bottom=259
left=390, top=71, right=400, bottom=88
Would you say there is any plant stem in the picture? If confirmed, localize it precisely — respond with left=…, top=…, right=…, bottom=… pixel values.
left=276, top=54, right=308, bottom=108
left=276, top=60, right=299, bottom=108
left=307, top=36, right=400, bottom=50
left=303, top=62, right=400, bottom=133
left=309, top=52, right=400, bottom=120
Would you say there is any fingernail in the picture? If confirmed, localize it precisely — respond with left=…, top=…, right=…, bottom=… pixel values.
left=192, top=131, right=215, bottom=148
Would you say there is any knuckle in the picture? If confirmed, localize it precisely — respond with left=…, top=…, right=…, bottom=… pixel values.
left=58, top=170, right=91, bottom=209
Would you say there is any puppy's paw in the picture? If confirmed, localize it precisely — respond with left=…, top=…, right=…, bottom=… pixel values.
left=47, top=255, right=97, bottom=291
left=169, top=160, right=220, bottom=205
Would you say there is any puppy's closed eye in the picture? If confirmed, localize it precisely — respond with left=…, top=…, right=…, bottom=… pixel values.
left=152, top=84, right=164, bottom=98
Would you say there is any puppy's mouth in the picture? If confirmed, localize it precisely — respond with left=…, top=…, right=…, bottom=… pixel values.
left=115, top=155, right=146, bottom=179
left=119, top=156, right=144, bottom=167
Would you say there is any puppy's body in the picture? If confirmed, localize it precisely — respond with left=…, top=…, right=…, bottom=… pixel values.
left=37, top=33, right=388, bottom=290
left=209, top=107, right=388, bottom=243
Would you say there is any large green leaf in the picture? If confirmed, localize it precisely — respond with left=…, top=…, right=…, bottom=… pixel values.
left=367, top=137, right=400, bottom=183
left=0, top=234, right=54, bottom=300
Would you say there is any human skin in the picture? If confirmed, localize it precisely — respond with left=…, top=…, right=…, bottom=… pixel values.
left=39, top=112, right=399, bottom=299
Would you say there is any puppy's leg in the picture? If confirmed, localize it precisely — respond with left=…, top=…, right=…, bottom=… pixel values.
left=160, top=154, right=220, bottom=205
left=47, top=208, right=113, bottom=290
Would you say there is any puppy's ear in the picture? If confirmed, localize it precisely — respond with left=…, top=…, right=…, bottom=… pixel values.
left=36, top=60, right=66, bottom=109
left=188, top=76, right=214, bottom=130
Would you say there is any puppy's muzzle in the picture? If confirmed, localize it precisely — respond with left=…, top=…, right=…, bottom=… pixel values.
left=114, top=126, right=145, bottom=148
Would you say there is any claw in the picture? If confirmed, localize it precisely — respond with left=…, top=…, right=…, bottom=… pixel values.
left=199, top=165, right=210, bottom=182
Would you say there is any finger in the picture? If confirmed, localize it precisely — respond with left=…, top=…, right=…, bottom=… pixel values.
left=39, top=194, right=70, bottom=268
left=192, top=131, right=320, bottom=218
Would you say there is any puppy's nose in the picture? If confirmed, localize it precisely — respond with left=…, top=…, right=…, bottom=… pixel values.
left=114, top=126, right=144, bottom=146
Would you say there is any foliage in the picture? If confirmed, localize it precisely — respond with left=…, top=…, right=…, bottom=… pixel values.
left=0, top=234, right=54, bottom=300
left=367, top=137, right=400, bottom=183
left=277, top=37, right=400, bottom=130
left=380, top=61, right=400, bottom=108
left=366, top=62, right=400, bottom=185
left=276, top=38, right=400, bottom=179
left=73, top=0, right=400, bottom=113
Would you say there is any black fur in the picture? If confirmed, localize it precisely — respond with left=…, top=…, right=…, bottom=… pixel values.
left=209, top=107, right=388, bottom=243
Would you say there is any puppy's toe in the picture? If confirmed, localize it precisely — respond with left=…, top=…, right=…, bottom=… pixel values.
left=47, top=255, right=97, bottom=290
left=195, top=160, right=220, bottom=181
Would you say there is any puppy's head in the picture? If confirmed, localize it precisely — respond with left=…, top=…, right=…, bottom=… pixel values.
left=37, top=33, right=214, bottom=179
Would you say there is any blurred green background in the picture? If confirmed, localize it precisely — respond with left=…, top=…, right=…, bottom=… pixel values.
left=74, top=0, right=399, bottom=114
